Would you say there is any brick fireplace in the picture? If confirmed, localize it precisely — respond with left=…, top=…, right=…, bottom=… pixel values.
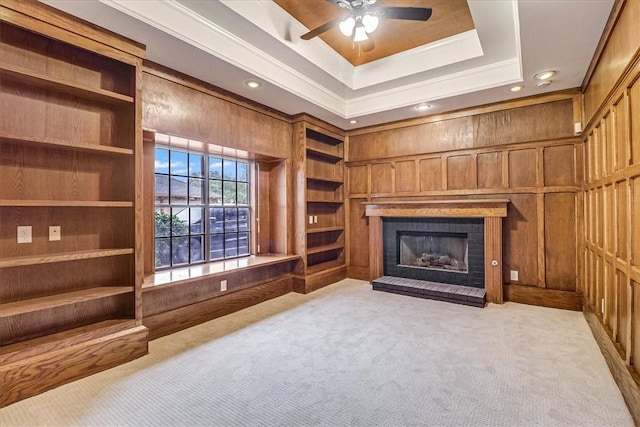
left=364, top=199, right=509, bottom=304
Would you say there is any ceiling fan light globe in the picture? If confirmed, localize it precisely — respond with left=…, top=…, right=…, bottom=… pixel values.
left=362, top=14, right=379, bottom=33
left=353, top=25, right=368, bottom=42
left=339, top=17, right=356, bottom=36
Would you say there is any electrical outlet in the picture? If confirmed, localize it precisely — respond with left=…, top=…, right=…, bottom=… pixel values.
left=308, top=215, right=313, bottom=225
left=221, top=280, right=227, bottom=292
left=17, top=226, right=32, bottom=244
left=49, top=226, right=61, bottom=241
left=314, top=216, right=318, bottom=224
left=510, top=270, right=519, bottom=281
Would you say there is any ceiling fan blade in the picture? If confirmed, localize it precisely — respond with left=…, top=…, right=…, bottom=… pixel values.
left=381, top=7, right=433, bottom=21
left=300, top=18, right=341, bottom=40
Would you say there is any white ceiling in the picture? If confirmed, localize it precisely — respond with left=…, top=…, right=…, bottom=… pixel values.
left=42, top=0, right=614, bottom=130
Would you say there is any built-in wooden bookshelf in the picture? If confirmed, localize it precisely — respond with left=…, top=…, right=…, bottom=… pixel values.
left=0, top=1, right=147, bottom=407
left=292, top=119, right=347, bottom=293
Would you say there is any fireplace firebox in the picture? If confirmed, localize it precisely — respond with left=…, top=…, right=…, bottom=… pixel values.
left=383, top=218, right=484, bottom=288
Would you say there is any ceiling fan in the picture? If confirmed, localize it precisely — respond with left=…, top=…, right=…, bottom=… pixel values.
left=300, top=0, right=433, bottom=52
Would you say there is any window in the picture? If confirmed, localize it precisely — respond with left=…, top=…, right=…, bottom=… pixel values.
left=154, top=144, right=250, bottom=268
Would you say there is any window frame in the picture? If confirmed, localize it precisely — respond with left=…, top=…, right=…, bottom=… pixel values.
left=154, top=144, right=252, bottom=270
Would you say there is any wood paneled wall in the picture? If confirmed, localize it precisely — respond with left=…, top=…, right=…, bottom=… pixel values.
left=581, top=1, right=640, bottom=419
left=141, top=63, right=292, bottom=160
left=346, top=97, right=582, bottom=298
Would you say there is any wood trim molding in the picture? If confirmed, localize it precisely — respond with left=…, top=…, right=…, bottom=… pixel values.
left=584, top=303, right=640, bottom=424
left=504, top=283, right=583, bottom=311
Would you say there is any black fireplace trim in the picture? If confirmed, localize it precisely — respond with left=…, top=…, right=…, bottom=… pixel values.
left=383, top=217, right=484, bottom=288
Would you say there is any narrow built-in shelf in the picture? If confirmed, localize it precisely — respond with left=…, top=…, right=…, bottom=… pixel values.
left=307, top=176, right=343, bottom=185
left=0, top=319, right=137, bottom=365
left=0, top=64, right=134, bottom=104
left=0, top=248, right=134, bottom=268
left=306, top=147, right=342, bottom=163
left=307, top=199, right=343, bottom=204
left=306, top=259, right=346, bottom=275
left=0, top=132, right=133, bottom=156
left=306, top=243, right=344, bottom=255
left=0, top=200, right=133, bottom=208
left=307, top=226, right=344, bottom=234
left=0, top=286, right=134, bottom=318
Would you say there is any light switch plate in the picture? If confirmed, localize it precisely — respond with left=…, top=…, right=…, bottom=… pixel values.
left=510, top=270, right=519, bottom=281
left=221, top=280, right=227, bottom=292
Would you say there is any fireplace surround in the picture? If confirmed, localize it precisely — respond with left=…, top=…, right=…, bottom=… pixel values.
left=364, top=199, right=509, bottom=304
left=384, top=217, right=484, bottom=288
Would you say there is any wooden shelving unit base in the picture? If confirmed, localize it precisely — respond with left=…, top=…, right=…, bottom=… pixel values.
left=0, top=323, right=148, bottom=408
left=294, top=263, right=347, bottom=294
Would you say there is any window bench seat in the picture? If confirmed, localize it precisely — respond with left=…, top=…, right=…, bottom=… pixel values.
left=141, top=254, right=299, bottom=339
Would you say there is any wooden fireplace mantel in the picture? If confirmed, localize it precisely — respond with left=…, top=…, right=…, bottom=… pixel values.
left=363, top=199, right=509, bottom=305
left=364, top=199, right=509, bottom=218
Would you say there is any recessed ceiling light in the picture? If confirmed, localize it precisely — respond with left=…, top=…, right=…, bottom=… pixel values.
left=510, top=85, right=524, bottom=92
left=415, top=103, right=431, bottom=112
left=537, top=80, right=552, bottom=88
left=245, top=80, right=261, bottom=88
left=534, top=70, right=556, bottom=80
left=349, top=119, right=358, bottom=124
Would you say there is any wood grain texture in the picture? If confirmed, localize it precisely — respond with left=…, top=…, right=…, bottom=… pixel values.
left=504, top=283, right=582, bottom=311
left=484, top=217, right=503, bottom=304
left=371, top=163, right=393, bottom=194
left=584, top=304, right=640, bottom=426
left=447, top=155, right=475, bottom=190
left=274, top=0, right=474, bottom=66
left=544, top=193, right=577, bottom=291
left=0, top=325, right=148, bottom=407
left=477, top=152, right=502, bottom=189
left=143, top=278, right=292, bottom=340
left=583, top=0, right=640, bottom=125
left=141, top=71, right=291, bottom=160
left=503, top=194, right=538, bottom=287
left=508, top=149, right=537, bottom=188
left=395, top=160, right=416, bottom=193
left=348, top=198, right=369, bottom=269
left=142, top=261, right=297, bottom=317
left=544, top=144, right=576, bottom=186
left=348, top=99, right=574, bottom=162
left=419, top=158, right=442, bottom=191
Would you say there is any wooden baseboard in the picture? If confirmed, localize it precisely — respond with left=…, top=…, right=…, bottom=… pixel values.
left=144, top=277, right=293, bottom=340
left=503, top=283, right=583, bottom=311
left=0, top=325, right=148, bottom=407
left=584, top=305, right=640, bottom=425
left=347, top=265, right=369, bottom=281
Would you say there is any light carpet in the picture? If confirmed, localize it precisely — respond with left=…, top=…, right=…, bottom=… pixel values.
left=1, top=279, right=633, bottom=426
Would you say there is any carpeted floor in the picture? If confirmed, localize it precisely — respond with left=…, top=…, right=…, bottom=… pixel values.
left=1, top=279, right=633, bottom=426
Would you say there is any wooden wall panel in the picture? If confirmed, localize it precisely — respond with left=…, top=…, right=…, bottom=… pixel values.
left=348, top=99, right=574, bottom=162
left=419, top=158, right=442, bottom=191
left=503, top=194, right=538, bottom=287
left=474, top=101, right=574, bottom=147
left=583, top=0, right=640, bottom=123
left=509, top=149, right=537, bottom=188
left=544, top=193, right=576, bottom=291
left=477, top=152, right=502, bottom=189
left=613, top=95, right=629, bottom=172
left=633, top=178, right=640, bottom=268
left=141, top=70, right=291, bottom=159
left=581, top=2, right=640, bottom=415
left=371, top=163, right=393, bottom=194
left=395, top=160, right=416, bottom=193
left=544, top=145, right=576, bottom=186
left=447, top=155, right=474, bottom=190
left=349, top=165, right=368, bottom=194
left=631, top=80, right=640, bottom=165
left=348, top=198, right=369, bottom=269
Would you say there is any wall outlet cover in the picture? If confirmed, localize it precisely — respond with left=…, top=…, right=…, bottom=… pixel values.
left=49, top=226, right=61, bottom=241
left=17, top=226, right=32, bottom=244
left=221, top=280, right=227, bottom=292
left=510, top=270, right=519, bottom=281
